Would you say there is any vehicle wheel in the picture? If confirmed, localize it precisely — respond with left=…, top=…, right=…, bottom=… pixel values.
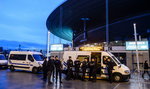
left=32, top=67, right=38, bottom=74
left=10, top=65, right=15, bottom=72
left=113, top=74, right=122, bottom=82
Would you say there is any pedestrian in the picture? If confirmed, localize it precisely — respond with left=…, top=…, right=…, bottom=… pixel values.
left=107, top=58, right=114, bottom=83
left=88, top=58, right=97, bottom=82
left=66, top=56, right=73, bottom=80
left=142, top=60, right=150, bottom=79
left=54, top=56, right=63, bottom=83
left=74, top=58, right=81, bottom=80
left=81, top=58, right=88, bottom=81
left=47, top=56, right=55, bottom=84
left=42, top=57, right=48, bottom=81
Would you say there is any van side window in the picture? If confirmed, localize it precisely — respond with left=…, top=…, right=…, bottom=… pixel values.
left=10, top=54, right=26, bottom=60
left=77, top=55, right=89, bottom=62
left=103, top=56, right=113, bottom=64
left=28, top=55, right=34, bottom=62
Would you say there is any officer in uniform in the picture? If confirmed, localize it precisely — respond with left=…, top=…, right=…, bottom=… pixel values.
left=42, top=57, right=48, bottom=80
left=107, top=58, right=114, bottom=83
left=51, top=56, right=55, bottom=82
left=74, top=58, right=81, bottom=80
left=88, top=58, right=97, bottom=82
left=54, top=56, right=63, bottom=83
left=47, top=56, right=55, bottom=84
left=81, top=58, right=88, bottom=81
left=66, top=56, right=73, bottom=80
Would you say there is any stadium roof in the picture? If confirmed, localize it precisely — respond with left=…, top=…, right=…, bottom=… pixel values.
left=46, top=0, right=150, bottom=46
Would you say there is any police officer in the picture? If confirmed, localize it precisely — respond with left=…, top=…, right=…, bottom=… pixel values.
left=74, top=58, right=81, bottom=80
left=66, top=56, right=73, bottom=80
left=42, top=57, right=48, bottom=80
left=81, top=58, right=88, bottom=81
left=47, top=56, right=55, bottom=84
left=54, top=56, right=63, bottom=83
left=92, top=58, right=97, bottom=82
left=107, top=58, right=114, bottom=83
left=88, top=58, right=97, bottom=82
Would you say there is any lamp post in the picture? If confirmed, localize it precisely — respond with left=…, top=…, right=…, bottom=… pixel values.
left=47, top=31, right=50, bottom=60
left=133, top=23, right=140, bottom=73
left=106, top=0, right=109, bottom=50
left=81, top=18, right=90, bottom=42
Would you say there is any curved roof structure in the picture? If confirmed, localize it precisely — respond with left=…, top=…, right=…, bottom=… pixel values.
left=46, top=0, right=150, bottom=46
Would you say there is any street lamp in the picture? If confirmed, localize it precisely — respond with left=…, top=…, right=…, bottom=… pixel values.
left=106, top=0, right=109, bottom=49
left=80, top=18, right=90, bottom=42
left=133, top=23, right=140, bottom=73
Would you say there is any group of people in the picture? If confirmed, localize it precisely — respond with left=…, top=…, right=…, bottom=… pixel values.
left=42, top=56, right=62, bottom=84
left=42, top=56, right=115, bottom=84
left=66, top=56, right=98, bottom=82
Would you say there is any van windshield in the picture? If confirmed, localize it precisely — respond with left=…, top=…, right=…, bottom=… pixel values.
left=33, top=54, right=43, bottom=61
left=0, top=55, right=6, bottom=60
left=112, top=56, right=121, bottom=64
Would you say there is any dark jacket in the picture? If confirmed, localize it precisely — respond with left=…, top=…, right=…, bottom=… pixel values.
left=47, top=59, right=55, bottom=71
left=42, top=59, right=48, bottom=71
left=144, top=62, right=149, bottom=69
left=81, top=61, right=88, bottom=69
left=89, top=61, right=97, bottom=69
left=107, top=61, right=114, bottom=71
left=74, top=60, right=81, bottom=68
left=67, top=59, right=73, bottom=68
left=54, top=60, right=62, bottom=70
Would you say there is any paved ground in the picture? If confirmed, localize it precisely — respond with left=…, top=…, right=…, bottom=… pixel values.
left=0, top=69, right=150, bottom=89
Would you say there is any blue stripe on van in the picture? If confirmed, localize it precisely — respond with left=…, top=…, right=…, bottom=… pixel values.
left=11, top=63, right=29, bottom=65
left=63, top=62, right=67, bottom=67
left=9, top=62, right=33, bottom=66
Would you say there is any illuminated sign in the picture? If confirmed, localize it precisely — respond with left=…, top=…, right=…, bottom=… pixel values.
left=126, top=41, right=148, bottom=50
left=79, top=46, right=103, bottom=51
left=50, top=44, right=63, bottom=51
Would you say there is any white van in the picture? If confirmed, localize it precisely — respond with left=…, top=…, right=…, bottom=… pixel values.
left=0, top=54, right=8, bottom=68
left=8, top=51, right=44, bottom=73
left=51, top=51, right=130, bottom=82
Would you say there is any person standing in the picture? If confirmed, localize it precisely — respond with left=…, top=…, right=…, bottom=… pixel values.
left=54, top=56, right=63, bottom=83
left=88, top=58, right=97, bottom=82
left=107, top=58, right=114, bottom=83
left=74, top=58, right=81, bottom=80
left=51, top=56, right=55, bottom=82
left=142, top=60, right=150, bottom=79
left=66, top=56, right=73, bottom=80
left=81, top=58, right=88, bottom=81
left=42, top=57, right=48, bottom=80
left=92, top=58, right=97, bottom=82
left=47, top=56, right=55, bottom=84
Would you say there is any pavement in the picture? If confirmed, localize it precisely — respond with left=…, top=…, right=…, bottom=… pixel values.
left=0, top=69, right=150, bottom=89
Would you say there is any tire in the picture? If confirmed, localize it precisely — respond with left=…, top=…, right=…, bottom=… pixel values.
left=10, top=65, right=15, bottom=72
left=113, top=74, right=122, bottom=82
left=32, top=67, right=38, bottom=74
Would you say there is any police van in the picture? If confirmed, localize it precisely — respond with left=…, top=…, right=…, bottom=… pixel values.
left=51, top=51, right=130, bottom=82
left=8, top=51, right=44, bottom=73
left=0, top=54, right=8, bottom=68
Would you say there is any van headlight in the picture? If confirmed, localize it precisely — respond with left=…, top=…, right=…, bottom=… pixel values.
left=124, top=70, right=130, bottom=74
